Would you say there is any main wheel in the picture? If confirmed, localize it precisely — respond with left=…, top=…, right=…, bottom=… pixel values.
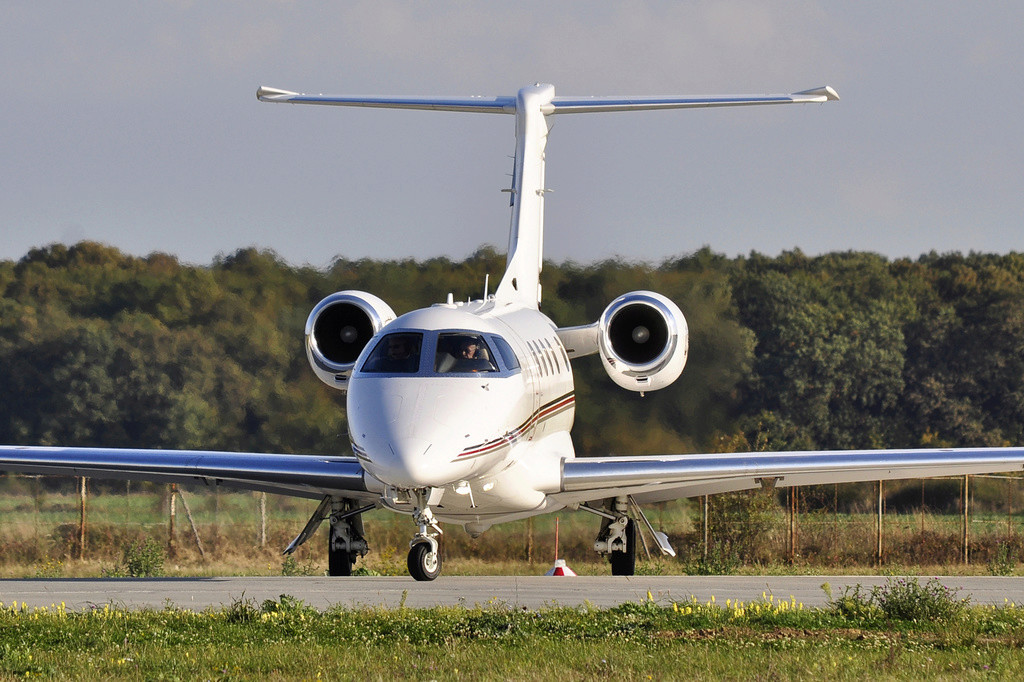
left=609, top=519, right=636, bottom=576
left=407, top=542, right=442, bottom=581
left=328, top=546, right=354, bottom=576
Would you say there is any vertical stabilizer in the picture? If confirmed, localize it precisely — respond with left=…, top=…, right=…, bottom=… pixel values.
left=257, top=82, right=839, bottom=312
left=493, top=84, right=554, bottom=309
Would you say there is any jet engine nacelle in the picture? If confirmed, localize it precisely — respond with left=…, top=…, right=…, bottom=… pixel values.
left=598, top=291, right=688, bottom=392
left=306, top=291, right=396, bottom=391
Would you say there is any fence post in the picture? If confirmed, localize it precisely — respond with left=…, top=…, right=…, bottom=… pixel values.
left=78, top=477, right=87, bottom=560
left=526, top=516, right=534, bottom=564
left=962, top=474, right=970, bottom=565
left=168, top=483, right=177, bottom=558
left=1008, top=476, right=1014, bottom=541
left=876, top=480, right=883, bottom=566
left=702, top=495, right=709, bottom=559
left=259, top=491, right=267, bottom=547
left=920, top=480, right=926, bottom=533
left=788, top=486, right=798, bottom=564
left=176, top=487, right=205, bottom=557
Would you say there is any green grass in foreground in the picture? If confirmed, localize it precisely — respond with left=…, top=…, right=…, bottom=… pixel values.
left=2, top=580, right=1024, bottom=680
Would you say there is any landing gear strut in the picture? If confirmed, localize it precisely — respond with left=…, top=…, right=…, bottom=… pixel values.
left=408, top=490, right=443, bottom=581
left=589, top=496, right=637, bottom=575
left=609, top=519, right=636, bottom=576
left=585, top=495, right=675, bottom=576
left=284, top=496, right=373, bottom=577
left=328, top=499, right=370, bottom=576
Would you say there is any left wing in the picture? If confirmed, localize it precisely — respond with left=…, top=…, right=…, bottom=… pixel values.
left=0, top=446, right=376, bottom=501
left=556, top=446, right=1024, bottom=506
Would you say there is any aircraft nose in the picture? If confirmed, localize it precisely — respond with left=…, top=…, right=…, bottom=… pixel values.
left=370, top=436, right=456, bottom=489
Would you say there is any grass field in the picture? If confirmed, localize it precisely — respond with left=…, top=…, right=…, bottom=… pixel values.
left=4, top=478, right=1024, bottom=679
left=1, top=579, right=1023, bottom=680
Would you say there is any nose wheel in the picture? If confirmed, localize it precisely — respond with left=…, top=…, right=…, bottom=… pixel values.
left=408, top=492, right=444, bottom=581
left=408, top=540, right=442, bottom=581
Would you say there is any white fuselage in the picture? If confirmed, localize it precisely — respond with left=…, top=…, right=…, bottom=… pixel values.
left=346, top=299, right=576, bottom=534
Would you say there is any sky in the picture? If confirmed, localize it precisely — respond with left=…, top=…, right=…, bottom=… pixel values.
left=3, top=2, right=1023, bottom=269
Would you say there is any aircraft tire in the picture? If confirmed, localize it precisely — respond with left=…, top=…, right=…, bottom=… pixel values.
left=609, top=519, right=636, bottom=576
left=328, top=547, right=354, bottom=576
left=408, top=542, right=442, bottom=581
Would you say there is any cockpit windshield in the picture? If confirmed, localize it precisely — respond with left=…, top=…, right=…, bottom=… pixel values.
left=357, top=330, right=519, bottom=376
left=435, top=332, right=499, bottom=373
left=361, top=332, right=423, bottom=373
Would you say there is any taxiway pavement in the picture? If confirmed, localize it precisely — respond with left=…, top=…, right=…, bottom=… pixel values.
left=2, top=575, right=1023, bottom=611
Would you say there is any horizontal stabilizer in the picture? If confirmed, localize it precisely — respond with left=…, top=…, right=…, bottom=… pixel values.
left=793, top=86, right=841, bottom=101
left=257, top=86, right=514, bottom=113
left=256, top=86, right=300, bottom=101
left=257, top=85, right=841, bottom=115
left=548, top=86, right=841, bottom=114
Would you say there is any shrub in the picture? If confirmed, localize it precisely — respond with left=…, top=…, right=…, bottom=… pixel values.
left=826, top=577, right=969, bottom=624
left=103, top=537, right=165, bottom=577
left=988, top=542, right=1017, bottom=576
left=871, top=577, right=969, bottom=622
left=683, top=544, right=741, bottom=576
left=281, top=555, right=320, bottom=576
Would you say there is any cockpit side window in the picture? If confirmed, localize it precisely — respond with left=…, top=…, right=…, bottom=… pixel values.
left=491, top=336, right=521, bottom=371
left=360, top=332, right=423, bottom=373
left=435, top=333, right=499, bottom=373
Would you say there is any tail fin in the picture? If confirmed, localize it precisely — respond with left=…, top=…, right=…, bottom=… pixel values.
left=258, top=83, right=839, bottom=309
left=491, top=84, right=554, bottom=308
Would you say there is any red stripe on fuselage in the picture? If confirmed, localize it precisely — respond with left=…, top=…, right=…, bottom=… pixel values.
left=455, top=392, right=574, bottom=460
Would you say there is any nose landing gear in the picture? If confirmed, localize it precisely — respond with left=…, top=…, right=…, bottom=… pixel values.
left=408, top=491, right=444, bottom=581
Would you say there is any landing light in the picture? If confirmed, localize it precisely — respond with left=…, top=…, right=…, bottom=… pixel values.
left=455, top=480, right=476, bottom=508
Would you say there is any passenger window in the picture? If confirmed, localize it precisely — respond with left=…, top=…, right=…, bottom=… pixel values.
left=435, top=333, right=498, bottom=373
left=361, top=333, right=423, bottom=373
left=491, top=336, right=521, bottom=371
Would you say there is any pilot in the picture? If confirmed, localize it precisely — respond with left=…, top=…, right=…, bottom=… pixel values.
left=456, top=337, right=494, bottom=371
left=459, top=339, right=481, bottom=359
left=383, top=335, right=418, bottom=372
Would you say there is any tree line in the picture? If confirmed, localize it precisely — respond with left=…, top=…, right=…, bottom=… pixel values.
left=1, top=241, right=1022, bottom=459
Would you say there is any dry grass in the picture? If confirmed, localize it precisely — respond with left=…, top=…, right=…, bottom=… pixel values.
left=2, top=475, right=1022, bottom=577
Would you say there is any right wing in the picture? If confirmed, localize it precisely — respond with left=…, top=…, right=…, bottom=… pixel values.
left=556, top=446, right=1024, bottom=506
left=0, top=445, right=377, bottom=501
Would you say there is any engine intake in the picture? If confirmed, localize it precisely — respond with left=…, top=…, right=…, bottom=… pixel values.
left=306, top=291, right=396, bottom=390
left=598, top=291, right=688, bottom=392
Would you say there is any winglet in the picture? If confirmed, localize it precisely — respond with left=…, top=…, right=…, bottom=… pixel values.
left=793, top=86, right=840, bottom=101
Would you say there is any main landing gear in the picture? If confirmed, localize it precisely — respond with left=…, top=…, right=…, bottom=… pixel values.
left=585, top=495, right=676, bottom=576
left=285, top=496, right=373, bottom=576
left=328, top=499, right=371, bottom=576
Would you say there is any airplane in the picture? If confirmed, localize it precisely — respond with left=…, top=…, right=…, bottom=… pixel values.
left=3, top=82, right=1024, bottom=581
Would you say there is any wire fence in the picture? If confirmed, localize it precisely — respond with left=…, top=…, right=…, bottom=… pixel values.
left=2, top=473, right=1023, bottom=571
left=688, top=475, right=1024, bottom=569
